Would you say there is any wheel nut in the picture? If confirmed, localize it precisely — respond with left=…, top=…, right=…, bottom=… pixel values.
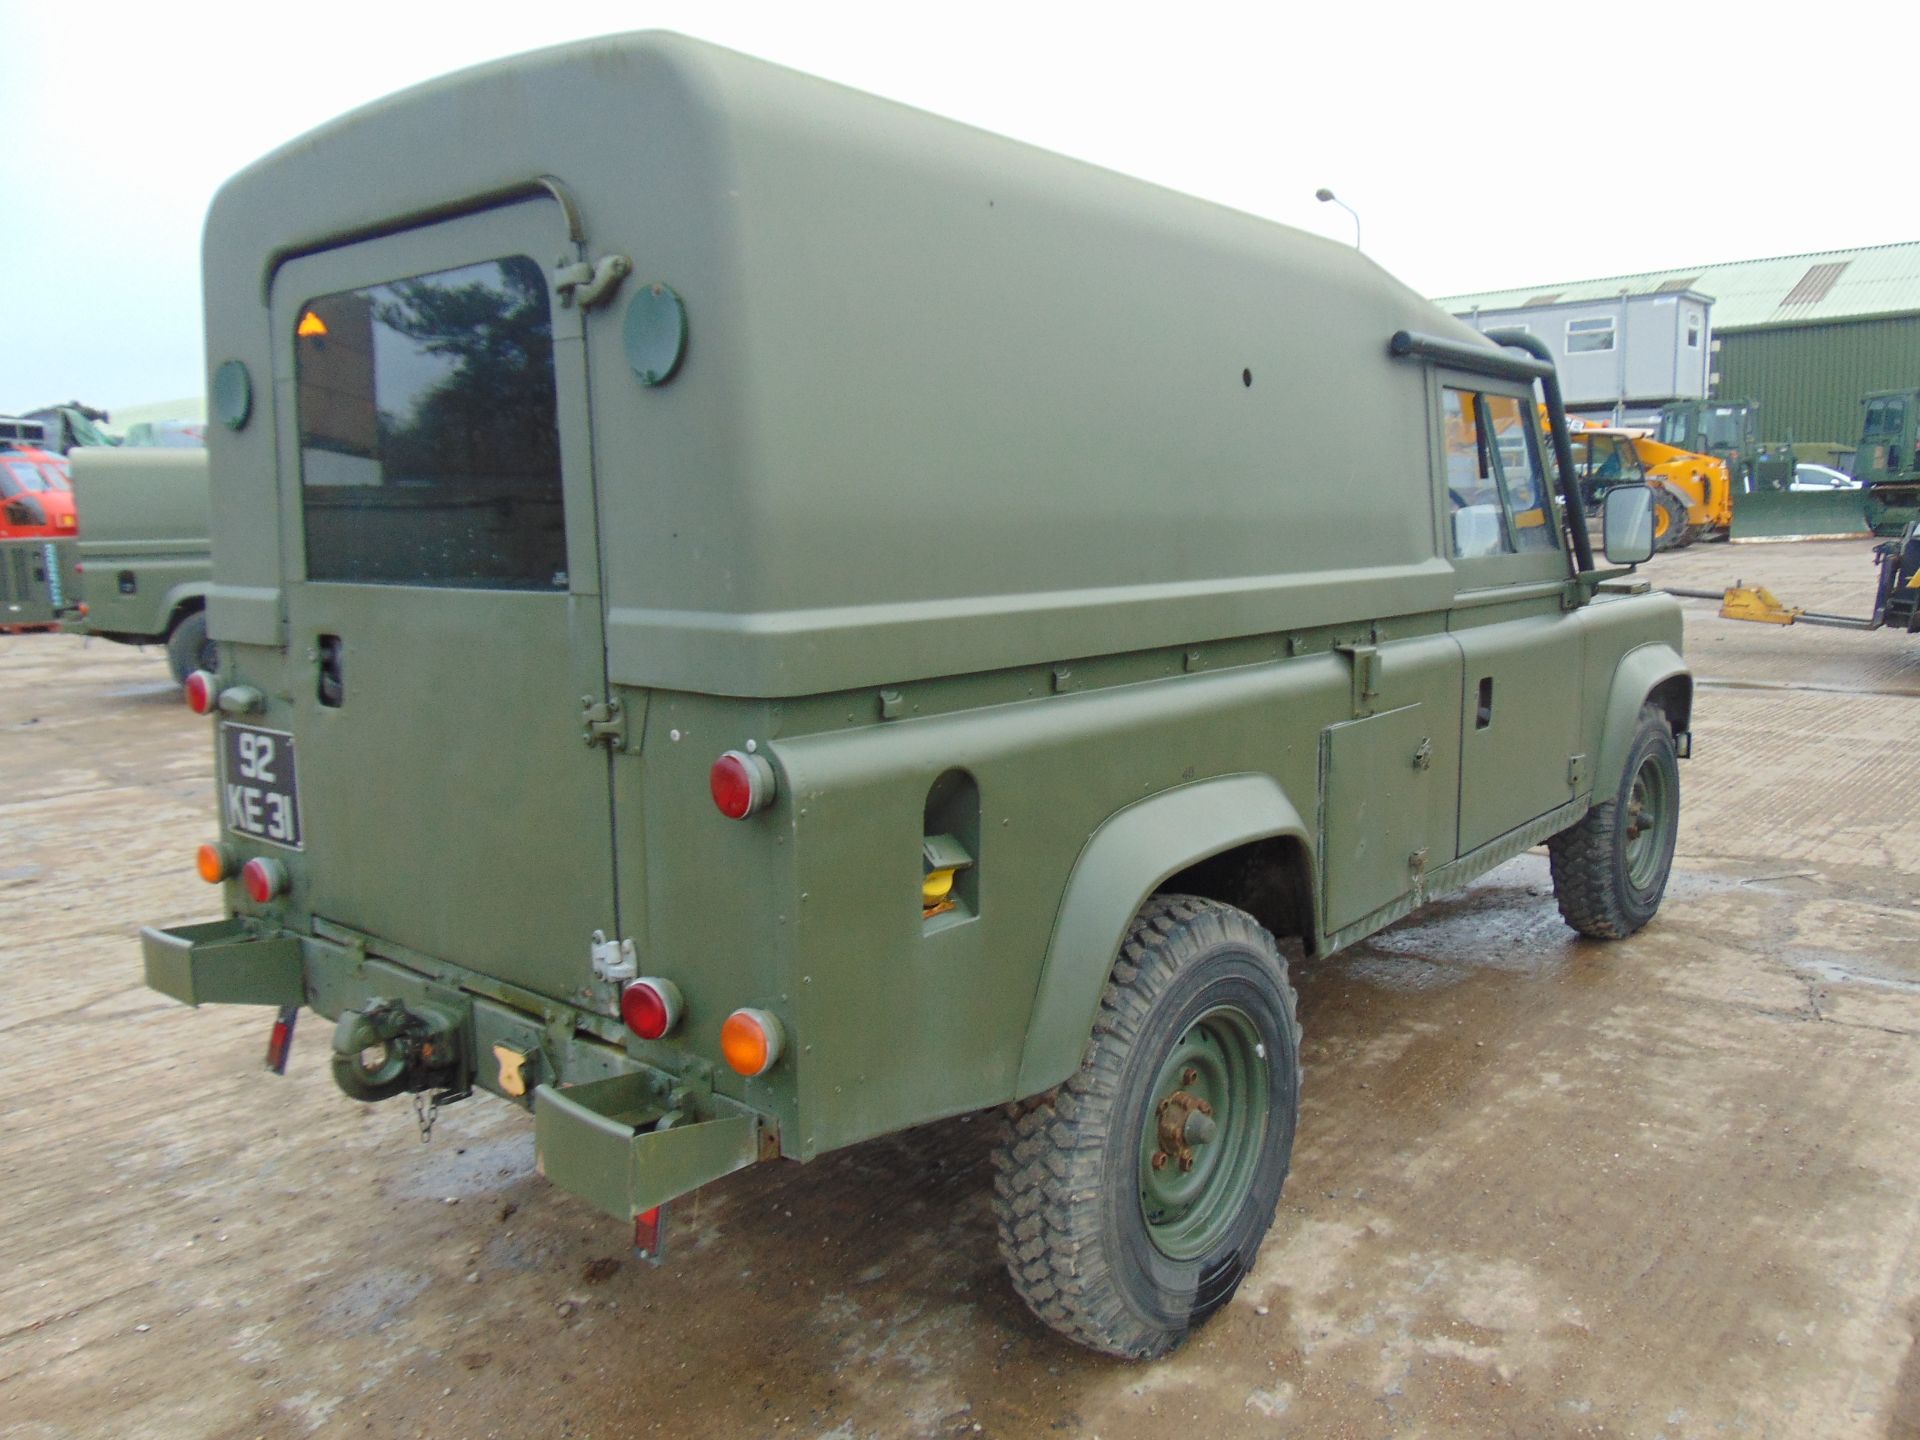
left=1182, top=1068, right=1198, bottom=1084
left=1150, top=1152, right=1168, bottom=1171
left=1178, top=1154, right=1196, bottom=1173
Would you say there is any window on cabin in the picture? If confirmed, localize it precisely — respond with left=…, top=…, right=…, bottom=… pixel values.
left=1442, top=388, right=1560, bottom=560
left=1566, top=316, right=1615, bottom=353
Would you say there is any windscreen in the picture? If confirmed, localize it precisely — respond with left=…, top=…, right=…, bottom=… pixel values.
left=294, top=255, right=567, bottom=589
left=1, top=458, right=63, bottom=494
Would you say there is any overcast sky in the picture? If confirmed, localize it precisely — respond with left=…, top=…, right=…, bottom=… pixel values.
left=4, top=0, right=1913, bottom=413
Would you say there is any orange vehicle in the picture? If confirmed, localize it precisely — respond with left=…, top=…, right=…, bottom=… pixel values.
left=0, top=445, right=77, bottom=538
left=1560, top=415, right=1731, bottom=551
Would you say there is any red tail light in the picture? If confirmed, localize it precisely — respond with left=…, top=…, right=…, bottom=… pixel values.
left=710, top=749, right=775, bottom=819
left=620, top=977, right=684, bottom=1041
left=183, top=670, right=217, bottom=714
left=241, top=856, right=288, bottom=903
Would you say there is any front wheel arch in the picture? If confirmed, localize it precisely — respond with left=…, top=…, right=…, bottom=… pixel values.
left=1593, top=644, right=1690, bottom=798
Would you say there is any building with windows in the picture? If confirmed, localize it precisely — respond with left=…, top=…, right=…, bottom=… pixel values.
left=1438, top=241, right=1920, bottom=448
left=1444, top=290, right=1711, bottom=426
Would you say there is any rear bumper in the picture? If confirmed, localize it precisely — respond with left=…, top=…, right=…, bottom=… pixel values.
left=534, top=1074, right=764, bottom=1221
left=141, top=918, right=774, bottom=1218
left=143, top=917, right=304, bottom=1006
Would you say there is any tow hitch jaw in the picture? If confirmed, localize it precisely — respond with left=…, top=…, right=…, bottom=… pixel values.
left=330, top=998, right=464, bottom=1103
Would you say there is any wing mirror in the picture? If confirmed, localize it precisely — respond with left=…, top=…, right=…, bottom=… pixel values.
left=1601, top=484, right=1655, bottom=566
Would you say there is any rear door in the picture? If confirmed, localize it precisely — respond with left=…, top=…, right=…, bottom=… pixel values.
left=269, top=198, right=617, bottom=1002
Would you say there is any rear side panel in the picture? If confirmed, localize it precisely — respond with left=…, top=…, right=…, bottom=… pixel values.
left=67, top=448, right=210, bottom=641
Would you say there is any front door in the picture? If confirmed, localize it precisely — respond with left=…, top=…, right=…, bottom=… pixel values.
left=1436, top=380, right=1583, bottom=854
left=269, top=198, right=618, bottom=1002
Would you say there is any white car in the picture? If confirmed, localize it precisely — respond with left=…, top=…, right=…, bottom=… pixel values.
left=1790, top=463, right=1860, bottom=491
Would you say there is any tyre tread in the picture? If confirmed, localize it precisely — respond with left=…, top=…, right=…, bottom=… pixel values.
left=989, top=895, right=1298, bottom=1358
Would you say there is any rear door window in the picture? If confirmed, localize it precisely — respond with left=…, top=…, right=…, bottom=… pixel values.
left=294, top=255, right=567, bottom=589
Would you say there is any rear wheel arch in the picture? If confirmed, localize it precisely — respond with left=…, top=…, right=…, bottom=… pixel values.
left=1013, top=775, right=1314, bottom=1097
left=162, top=588, right=208, bottom=641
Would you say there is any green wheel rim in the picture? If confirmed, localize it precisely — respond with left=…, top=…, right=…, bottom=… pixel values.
left=1137, top=1004, right=1270, bottom=1261
left=1624, top=751, right=1675, bottom=891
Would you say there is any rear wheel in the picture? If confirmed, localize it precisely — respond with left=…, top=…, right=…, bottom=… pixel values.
left=165, top=610, right=215, bottom=684
left=1549, top=704, right=1680, bottom=938
left=992, top=895, right=1300, bottom=1358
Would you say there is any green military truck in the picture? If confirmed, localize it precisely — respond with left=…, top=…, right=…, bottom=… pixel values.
left=1857, top=390, right=1920, bottom=537
left=1656, top=399, right=1797, bottom=493
left=143, top=33, right=1689, bottom=1359
left=61, top=448, right=215, bottom=680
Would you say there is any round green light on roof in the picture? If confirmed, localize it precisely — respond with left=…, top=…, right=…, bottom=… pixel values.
left=624, top=283, right=687, bottom=387
left=212, top=359, right=252, bottom=431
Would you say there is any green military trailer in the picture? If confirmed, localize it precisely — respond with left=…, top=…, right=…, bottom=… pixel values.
left=1857, top=390, right=1920, bottom=537
left=143, top=33, right=1689, bottom=1359
left=0, top=535, right=71, bottom=631
left=61, top=448, right=215, bottom=680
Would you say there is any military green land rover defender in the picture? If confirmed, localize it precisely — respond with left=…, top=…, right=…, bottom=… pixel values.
left=143, top=33, right=1688, bottom=1359
left=60, top=448, right=215, bottom=680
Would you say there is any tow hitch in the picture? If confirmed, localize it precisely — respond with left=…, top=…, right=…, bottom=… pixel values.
left=330, top=996, right=466, bottom=1106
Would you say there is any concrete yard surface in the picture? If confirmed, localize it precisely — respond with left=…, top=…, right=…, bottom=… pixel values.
left=2, top=538, right=1918, bottom=1438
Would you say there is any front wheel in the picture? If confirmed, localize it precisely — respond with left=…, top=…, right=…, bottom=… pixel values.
left=992, top=895, right=1301, bottom=1358
left=1548, top=704, right=1680, bottom=938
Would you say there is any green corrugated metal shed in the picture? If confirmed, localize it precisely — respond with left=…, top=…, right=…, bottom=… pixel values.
left=1438, top=241, right=1920, bottom=445
left=1717, top=318, right=1920, bottom=445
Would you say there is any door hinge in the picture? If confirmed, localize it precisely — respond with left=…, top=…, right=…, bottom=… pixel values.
left=1334, top=643, right=1381, bottom=717
left=583, top=696, right=626, bottom=749
left=554, top=253, right=631, bottom=311
left=1569, top=753, right=1588, bottom=788
left=590, top=929, right=637, bottom=983
left=1409, top=847, right=1429, bottom=875
left=1413, top=737, right=1433, bottom=771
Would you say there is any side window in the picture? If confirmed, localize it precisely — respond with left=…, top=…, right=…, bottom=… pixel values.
left=1482, top=396, right=1558, bottom=552
left=1442, top=388, right=1510, bottom=559
left=1441, top=387, right=1560, bottom=561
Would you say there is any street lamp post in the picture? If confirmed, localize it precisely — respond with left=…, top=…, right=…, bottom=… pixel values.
left=1315, top=188, right=1361, bottom=250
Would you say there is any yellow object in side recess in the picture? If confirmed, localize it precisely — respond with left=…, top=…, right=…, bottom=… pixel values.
left=494, top=1043, right=531, bottom=1097
left=1719, top=585, right=1803, bottom=626
left=922, top=867, right=958, bottom=917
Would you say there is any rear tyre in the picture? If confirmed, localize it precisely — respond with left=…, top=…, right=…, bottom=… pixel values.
left=1652, top=491, right=1693, bottom=551
left=1549, top=704, right=1680, bottom=939
left=165, top=610, right=215, bottom=685
left=992, top=895, right=1301, bottom=1358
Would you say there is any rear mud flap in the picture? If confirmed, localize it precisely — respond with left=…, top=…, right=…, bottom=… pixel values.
left=534, top=1072, right=763, bottom=1221
left=142, top=918, right=305, bottom=1007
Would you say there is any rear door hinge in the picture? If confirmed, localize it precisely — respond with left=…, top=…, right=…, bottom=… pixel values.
left=590, top=929, right=637, bottom=983
left=583, top=696, right=627, bottom=749
left=554, top=253, right=631, bottom=311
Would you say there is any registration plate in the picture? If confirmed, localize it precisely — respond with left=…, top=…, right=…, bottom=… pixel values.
left=220, top=722, right=302, bottom=850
